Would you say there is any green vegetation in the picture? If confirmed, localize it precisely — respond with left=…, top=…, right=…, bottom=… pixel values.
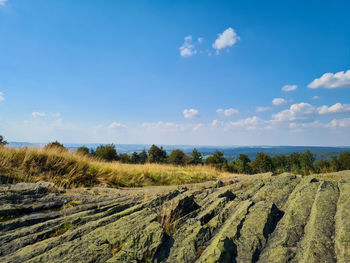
left=94, top=144, right=119, bottom=161
left=0, top=145, right=229, bottom=188
left=0, top=134, right=350, bottom=188
left=76, top=146, right=90, bottom=156
left=44, top=141, right=68, bottom=152
left=147, top=144, right=167, bottom=163
left=190, top=148, right=203, bottom=165
left=168, top=149, right=190, bottom=166
left=0, top=135, right=7, bottom=146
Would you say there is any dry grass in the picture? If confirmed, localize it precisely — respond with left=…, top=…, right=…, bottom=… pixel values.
left=0, top=146, right=234, bottom=188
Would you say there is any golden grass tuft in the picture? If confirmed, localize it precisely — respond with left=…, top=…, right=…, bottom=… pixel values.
left=0, top=146, right=234, bottom=188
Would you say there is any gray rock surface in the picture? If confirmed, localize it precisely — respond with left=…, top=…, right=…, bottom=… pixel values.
left=1, top=172, right=350, bottom=262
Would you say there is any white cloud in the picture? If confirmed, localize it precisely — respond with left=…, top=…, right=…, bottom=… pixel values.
left=317, top=103, right=350, bottom=115
left=308, top=69, right=350, bottom=89
left=272, top=103, right=316, bottom=121
left=272, top=102, right=350, bottom=122
left=108, top=122, right=126, bottom=129
left=272, top=98, right=287, bottom=106
left=256, top=106, right=272, bottom=112
left=211, top=116, right=266, bottom=131
left=183, top=108, right=199, bottom=119
left=211, top=119, right=223, bottom=127
left=0, top=0, right=8, bottom=6
left=0, top=92, right=4, bottom=101
left=212, top=27, right=240, bottom=53
left=227, top=116, right=266, bottom=130
left=197, top=37, right=204, bottom=44
left=282, top=85, right=297, bottom=92
left=327, top=118, right=350, bottom=128
left=179, top=35, right=197, bottom=57
left=289, top=120, right=323, bottom=129
left=32, top=112, right=62, bottom=118
left=32, top=112, right=47, bottom=118
left=313, top=96, right=319, bottom=100
left=216, top=108, right=239, bottom=116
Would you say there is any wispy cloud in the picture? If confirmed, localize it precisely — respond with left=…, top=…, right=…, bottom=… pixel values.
left=212, top=27, right=240, bottom=54
left=32, top=112, right=47, bottom=118
left=256, top=106, right=273, bottom=112
left=272, top=98, right=287, bottom=106
left=327, top=118, right=350, bottom=128
left=308, top=69, right=350, bottom=89
left=0, top=92, right=5, bottom=101
left=216, top=108, right=239, bottom=116
left=32, top=112, right=62, bottom=118
left=108, top=122, right=126, bottom=129
left=183, top=108, right=199, bottom=119
left=282, top=84, right=297, bottom=92
left=179, top=35, right=197, bottom=57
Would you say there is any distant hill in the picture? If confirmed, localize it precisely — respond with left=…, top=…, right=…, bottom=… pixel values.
left=7, top=142, right=350, bottom=161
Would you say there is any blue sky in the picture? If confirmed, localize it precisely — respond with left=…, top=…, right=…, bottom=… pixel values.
left=0, top=0, right=350, bottom=145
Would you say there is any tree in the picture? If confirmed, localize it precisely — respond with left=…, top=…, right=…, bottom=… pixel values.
left=226, top=160, right=239, bottom=173
left=0, top=135, right=7, bottom=147
left=272, top=155, right=290, bottom=173
left=138, top=150, right=148, bottom=164
left=251, top=152, right=274, bottom=173
left=330, top=156, right=340, bottom=172
left=190, top=148, right=203, bottom=165
left=130, top=152, right=140, bottom=164
left=76, top=146, right=90, bottom=156
left=300, top=150, right=315, bottom=175
left=289, top=152, right=302, bottom=173
left=169, top=149, right=190, bottom=166
left=44, top=141, right=68, bottom=152
left=237, top=154, right=251, bottom=174
left=94, top=144, right=118, bottom=161
left=205, top=151, right=227, bottom=169
left=147, top=145, right=167, bottom=163
left=315, top=159, right=330, bottom=173
left=338, top=152, right=350, bottom=170
left=120, top=153, right=131, bottom=163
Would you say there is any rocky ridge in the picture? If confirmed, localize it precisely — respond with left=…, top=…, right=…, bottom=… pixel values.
left=1, top=171, right=350, bottom=263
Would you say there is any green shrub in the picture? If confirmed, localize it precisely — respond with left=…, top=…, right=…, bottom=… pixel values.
left=94, top=144, right=119, bottom=161
left=44, top=141, right=68, bottom=152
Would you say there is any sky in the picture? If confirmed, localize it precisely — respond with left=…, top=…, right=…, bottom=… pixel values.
left=0, top=0, right=350, bottom=146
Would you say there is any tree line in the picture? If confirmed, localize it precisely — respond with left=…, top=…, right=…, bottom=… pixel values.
left=3, top=137, right=349, bottom=175
left=72, top=143, right=350, bottom=175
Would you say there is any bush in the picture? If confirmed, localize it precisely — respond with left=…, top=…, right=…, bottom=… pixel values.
left=315, top=159, right=331, bottom=173
left=94, top=144, right=118, bottom=161
left=120, top=153, right=131, bottom=163
left=0, top=135, right=7, bottom=147
left=169, top=149, right=190, bottom=166
left=205, top=151, right=227, bottom=169
left=76, top=146, right=90, bottom=156
left=44, top=141, right=68, bottom=152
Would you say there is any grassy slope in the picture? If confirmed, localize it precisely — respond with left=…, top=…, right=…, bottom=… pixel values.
left=0, top=147, right=234, bottom=188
